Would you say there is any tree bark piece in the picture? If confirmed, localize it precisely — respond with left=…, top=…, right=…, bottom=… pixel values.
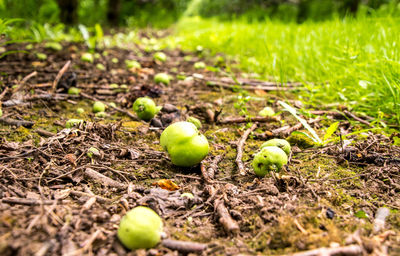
left=84, top=168, right=127, bottom=189
left=161, top=239, right=207, bottom=253
left=236, top=123, right=258, bottom=175
left=52, top=61, right=71, bottom=93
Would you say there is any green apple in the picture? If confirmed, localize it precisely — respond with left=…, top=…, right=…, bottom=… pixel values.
left=36, top=53, right=47, bottom=60
left=76, top=108, right=85, bottom=114
left=0, top=108, right=2, bottom=117
left=125, top=60, right=141, bottom=69
left=186, top=116, right=202, bottom=129
left=96, top=63, right=106, bottom=71
left=160, top=121, right=209, bottom=167
left=118, top=206, right=163, bottom=250
left=154, top=73, right=170, bottom=85
left=95, top=111, right=107, bottom=118
left=68, top=87, right=80, bottom=95
left=252, top=146, right=288, bottom=177
left=194, top=61, right=206, bottom=69
left=258, top=107, right=275, bottom=117
left=153, top=52, right=167, bottom=62
left=65, top=119, right=83, bottom=128
left=45, top=42, right=62, bottom=51
left=81, top=53, right=94, bottom=63
left=260, top=139, right=291, bottom=156
left=92, top=101, right=106, bottom=113
left=133, top=97, right=159, bottom=121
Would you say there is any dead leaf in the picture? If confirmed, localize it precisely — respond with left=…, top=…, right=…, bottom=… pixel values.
left=64, top=153, right=77, bottom=166
left=254, top=89, right=267, bottom=96
left=152, top=179, right=180, bottom=191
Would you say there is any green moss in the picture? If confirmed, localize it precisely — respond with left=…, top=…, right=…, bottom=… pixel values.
left=287, top=133, right=315, bottom=148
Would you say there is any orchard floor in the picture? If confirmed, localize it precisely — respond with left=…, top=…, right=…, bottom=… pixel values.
left=0, top=38, right=399, bottom=255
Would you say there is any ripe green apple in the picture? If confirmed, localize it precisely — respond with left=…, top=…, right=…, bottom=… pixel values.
left=92, top=101, right=106, bottom=113
left=160, top=121, right=209, bottom=167
left=133, top=97, right=159, bottom=121
left=194, top=61, right=206, bottom=69
left=260, top=139, right=291, bottom=156
left=258, top=106, right=275, bottom=117
left=81, top=53, right=94, bottom=63
left=154, top=73, right=170, bottom=85
left=252, top=146, right=288, bottom=177
left=153, top=52, right=167, bottom=62
left=118, top=206, right=163, bottom=250
left=68, top=87, right=80, bottom=95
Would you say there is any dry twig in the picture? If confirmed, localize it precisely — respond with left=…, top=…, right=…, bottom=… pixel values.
left=236, top=123, right=258, bottom=175
left=291, top=244, right=363, bottom=256
left=84, top=168, right=127, bottom=189
left=52, top=60, right=71, bottom=93
left=161, top=239, right=207, bottom=253
left=0, top=117, right=35, bottom=128
left=218, top=116, right=279, bottom=124
left=214, top=198, right=240, bottom=235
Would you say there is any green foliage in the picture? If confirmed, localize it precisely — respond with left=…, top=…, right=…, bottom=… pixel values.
left=170, top=14, right=400, bottom=125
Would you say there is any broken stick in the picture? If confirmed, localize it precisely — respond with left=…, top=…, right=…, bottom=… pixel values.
left=161, top=239, right=207, bottom=253
left=291, top=244, right=362, bottom=256
left=84, top=168, right=127, bottom=189
left=214, top=198, right=240, bottom=235
left=52, top=60, right=71, bottom=93
left=0, top=117, right=35, bottom=128
left=236, top=123, right=258, bottom=176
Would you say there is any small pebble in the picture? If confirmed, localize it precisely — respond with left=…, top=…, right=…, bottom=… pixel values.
left=326, top=208, right=335, bottom=219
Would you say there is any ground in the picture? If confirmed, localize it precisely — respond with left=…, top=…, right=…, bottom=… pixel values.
left=0, top=38, right=399, bottom=256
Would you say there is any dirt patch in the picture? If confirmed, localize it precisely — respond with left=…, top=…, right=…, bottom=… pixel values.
left=0, top=40, right=399, bottom=255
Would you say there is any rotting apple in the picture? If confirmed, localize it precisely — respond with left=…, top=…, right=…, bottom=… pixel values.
left=160, top=121, right=209, bottom=167
left=252, top=146, right=288, bottom=177
left=118, top=206, right=163, bottom=250
left=260, top=139, right=291, bottom=156
left=133, top=97, right=160, bottom=121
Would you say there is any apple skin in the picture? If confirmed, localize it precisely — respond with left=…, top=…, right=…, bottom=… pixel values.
left=160, top=121, right=209, bottom=167
left=117, top=206, right=163, bottom=250
left=93, top=101, right=106, bottom=113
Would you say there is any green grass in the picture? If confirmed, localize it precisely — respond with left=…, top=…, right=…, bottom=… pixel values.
left=167, top=16, right=400, bottom=126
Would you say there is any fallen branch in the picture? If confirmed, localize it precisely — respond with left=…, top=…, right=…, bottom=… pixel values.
left=218, top=116, right=280, bottom=124
left=214, top=198, right=240, bottom=235
left=0, top=87, right=9, bottom=101
left=2, top=197, right=59, bottom=206
left=161, top=239, right=207, bottom=253
left=84, top=168, right=127, bottom=189
left=291, top=244, right=362, bottom=256
left=343, top=110, right=374, bottom=127
left=80, top=92, right=139, bottom=121
left=200, top=160, right=214, bottom=184
left=208, top=155, right=223, bottom=180
left=0, top=117, right=35, bottom=128
left=236, top=123, right=258, bottom=175
left=34, top=128, right=56, bottom=137
left=52, top=60, right=71, bottom=93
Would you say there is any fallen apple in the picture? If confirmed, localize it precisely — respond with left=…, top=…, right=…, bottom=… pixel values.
left=92, top=101, right=106, bottom=113
left=258, top=107, right=275, bottom=117
left=65, top=119, right=83, bottom=128
left=81, top=53, right=94, bottom=63
left=160, top=121, right=209, bottom=167
left=133, top=97, right=160, bottom=121
left=194, top=61, right=206, bottom=69
left=0, top=108, right=2, bottom=117
left=154, top=73, right=170, bottom=85
left=260, top=139, right=291, bottom=156
left=76, top=108, right=85, bottom=114
left=186, top=116, right=202, bottom=129
left=68, top=87, right=80, bottom=95
left=87, top=147, right=100, bottom=158
left=118, top=206, right=163, bottom=250
left=153, top=52, right=167, bottom=62
left=252, top=146, right=288, bottom=177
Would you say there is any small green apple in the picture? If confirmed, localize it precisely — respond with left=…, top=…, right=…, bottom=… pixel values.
left=81, top=53, right=94, bottom=63
left=96, top=63, right=106, bottom=71
left=36, top=53, right=47, bottom=60
left=154, top=73, right=170, bottom=85
left=133, top=97, right=159, bottom=121
left=68, top=87, right=80, bottom=95
left=258, top=107, right=275, bottom=117
left=153, top=52, right=167, bottom=62
left=76, top=108, right=85, bottom=114
left=186, top=116, right=202, bottom=129
left=65, top=119, right=83, bottom=128
left=45, top=42, right=62, bottom=51
left=92, top=101, right=106, bottom=113
left=260, top=139, right=291, bottom=156
left=95, top=111, right=107, bottom=118
left=160, top=121, right=209, bottom=167
left=118, top=206, right=163, bottom=250
left=112, top=57, right=119, bottom=64
left=194, top=61, right=206, bottom=69
left=0, top=108, right=2, bottom=117
left=252, top=146, right=288, bottom=177
left=125, top=60, right=141, bottom=69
